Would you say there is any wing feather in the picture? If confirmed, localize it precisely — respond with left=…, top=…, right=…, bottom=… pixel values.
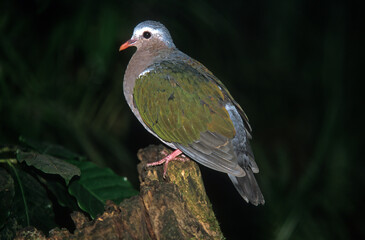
left=133, top=60, right=246, bottom=176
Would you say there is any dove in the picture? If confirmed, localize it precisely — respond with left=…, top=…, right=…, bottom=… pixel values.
left=120, top=20, right=264, bottom=205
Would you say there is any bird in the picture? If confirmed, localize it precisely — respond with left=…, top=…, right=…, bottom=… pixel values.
left=119, top=20, right=264, bottom=205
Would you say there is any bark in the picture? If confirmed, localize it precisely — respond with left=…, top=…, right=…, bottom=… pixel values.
left=15, top=145, right=224, bottom=240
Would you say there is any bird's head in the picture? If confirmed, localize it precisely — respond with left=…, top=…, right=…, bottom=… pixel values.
left=119, top=20, right=176, bottom=51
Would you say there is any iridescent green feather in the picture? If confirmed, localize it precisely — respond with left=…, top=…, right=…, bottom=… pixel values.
left=133, top=61, right=235, bottom=146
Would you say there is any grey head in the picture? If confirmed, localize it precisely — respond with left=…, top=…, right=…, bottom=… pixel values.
left=120, top=20, right=176, bottom=51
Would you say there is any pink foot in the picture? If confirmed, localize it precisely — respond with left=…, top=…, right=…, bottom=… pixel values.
left=147, top=149, right=184, bottom=178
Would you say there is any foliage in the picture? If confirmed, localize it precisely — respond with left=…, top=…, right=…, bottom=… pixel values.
left=0, top=138, right=138, bottom=239
left=68, top=160, right=138, bottom=219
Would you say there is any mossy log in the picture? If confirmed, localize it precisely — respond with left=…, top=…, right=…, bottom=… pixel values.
left=15, top=145, right=224, bottom=240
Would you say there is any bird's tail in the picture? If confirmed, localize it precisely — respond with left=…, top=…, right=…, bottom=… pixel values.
left=228, top=168, right=265, bottom=206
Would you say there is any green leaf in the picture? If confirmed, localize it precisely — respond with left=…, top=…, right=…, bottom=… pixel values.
left=1, top=165, right=56, bottom=239
left=17, top=150, right=80, bottom=185
left=41, top=177, right=79, bottom=210
left=0, top=168, right=15, bottom=229
left=19, top=136, right=85, bottom=161
left=68, top=161, right=138, bottom=219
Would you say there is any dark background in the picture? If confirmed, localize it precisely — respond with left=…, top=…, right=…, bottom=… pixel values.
left=0, top=0, right=363, bottom=239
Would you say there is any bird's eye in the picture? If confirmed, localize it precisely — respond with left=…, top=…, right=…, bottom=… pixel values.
left=143, top=31, right=151, bottom=39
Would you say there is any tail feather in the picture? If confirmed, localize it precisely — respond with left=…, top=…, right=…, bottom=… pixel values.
left=228, top=167, right=265, bottom=206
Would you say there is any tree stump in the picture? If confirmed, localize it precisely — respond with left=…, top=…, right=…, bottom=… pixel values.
left=15, top=145, right=224, bottom=240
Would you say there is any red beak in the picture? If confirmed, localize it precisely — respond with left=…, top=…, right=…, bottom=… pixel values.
left=119, top=39, right=136, bottom=51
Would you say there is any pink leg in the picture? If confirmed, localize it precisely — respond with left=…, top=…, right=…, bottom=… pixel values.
left=147, top=149, right=183, bottom=178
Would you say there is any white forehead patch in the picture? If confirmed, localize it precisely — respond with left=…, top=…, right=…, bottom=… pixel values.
left=133, top=27, right=164, bottom=40
left=131, top=21, right=176, bottom=48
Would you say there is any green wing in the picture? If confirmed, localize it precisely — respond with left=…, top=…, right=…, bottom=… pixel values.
left=134, top=60, right=235, bottom=144
left=133, top=60, right=246, bottom=176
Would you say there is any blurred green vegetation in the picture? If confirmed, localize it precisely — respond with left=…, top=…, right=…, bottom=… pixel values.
left=0, top=0, right=363, bottom=239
